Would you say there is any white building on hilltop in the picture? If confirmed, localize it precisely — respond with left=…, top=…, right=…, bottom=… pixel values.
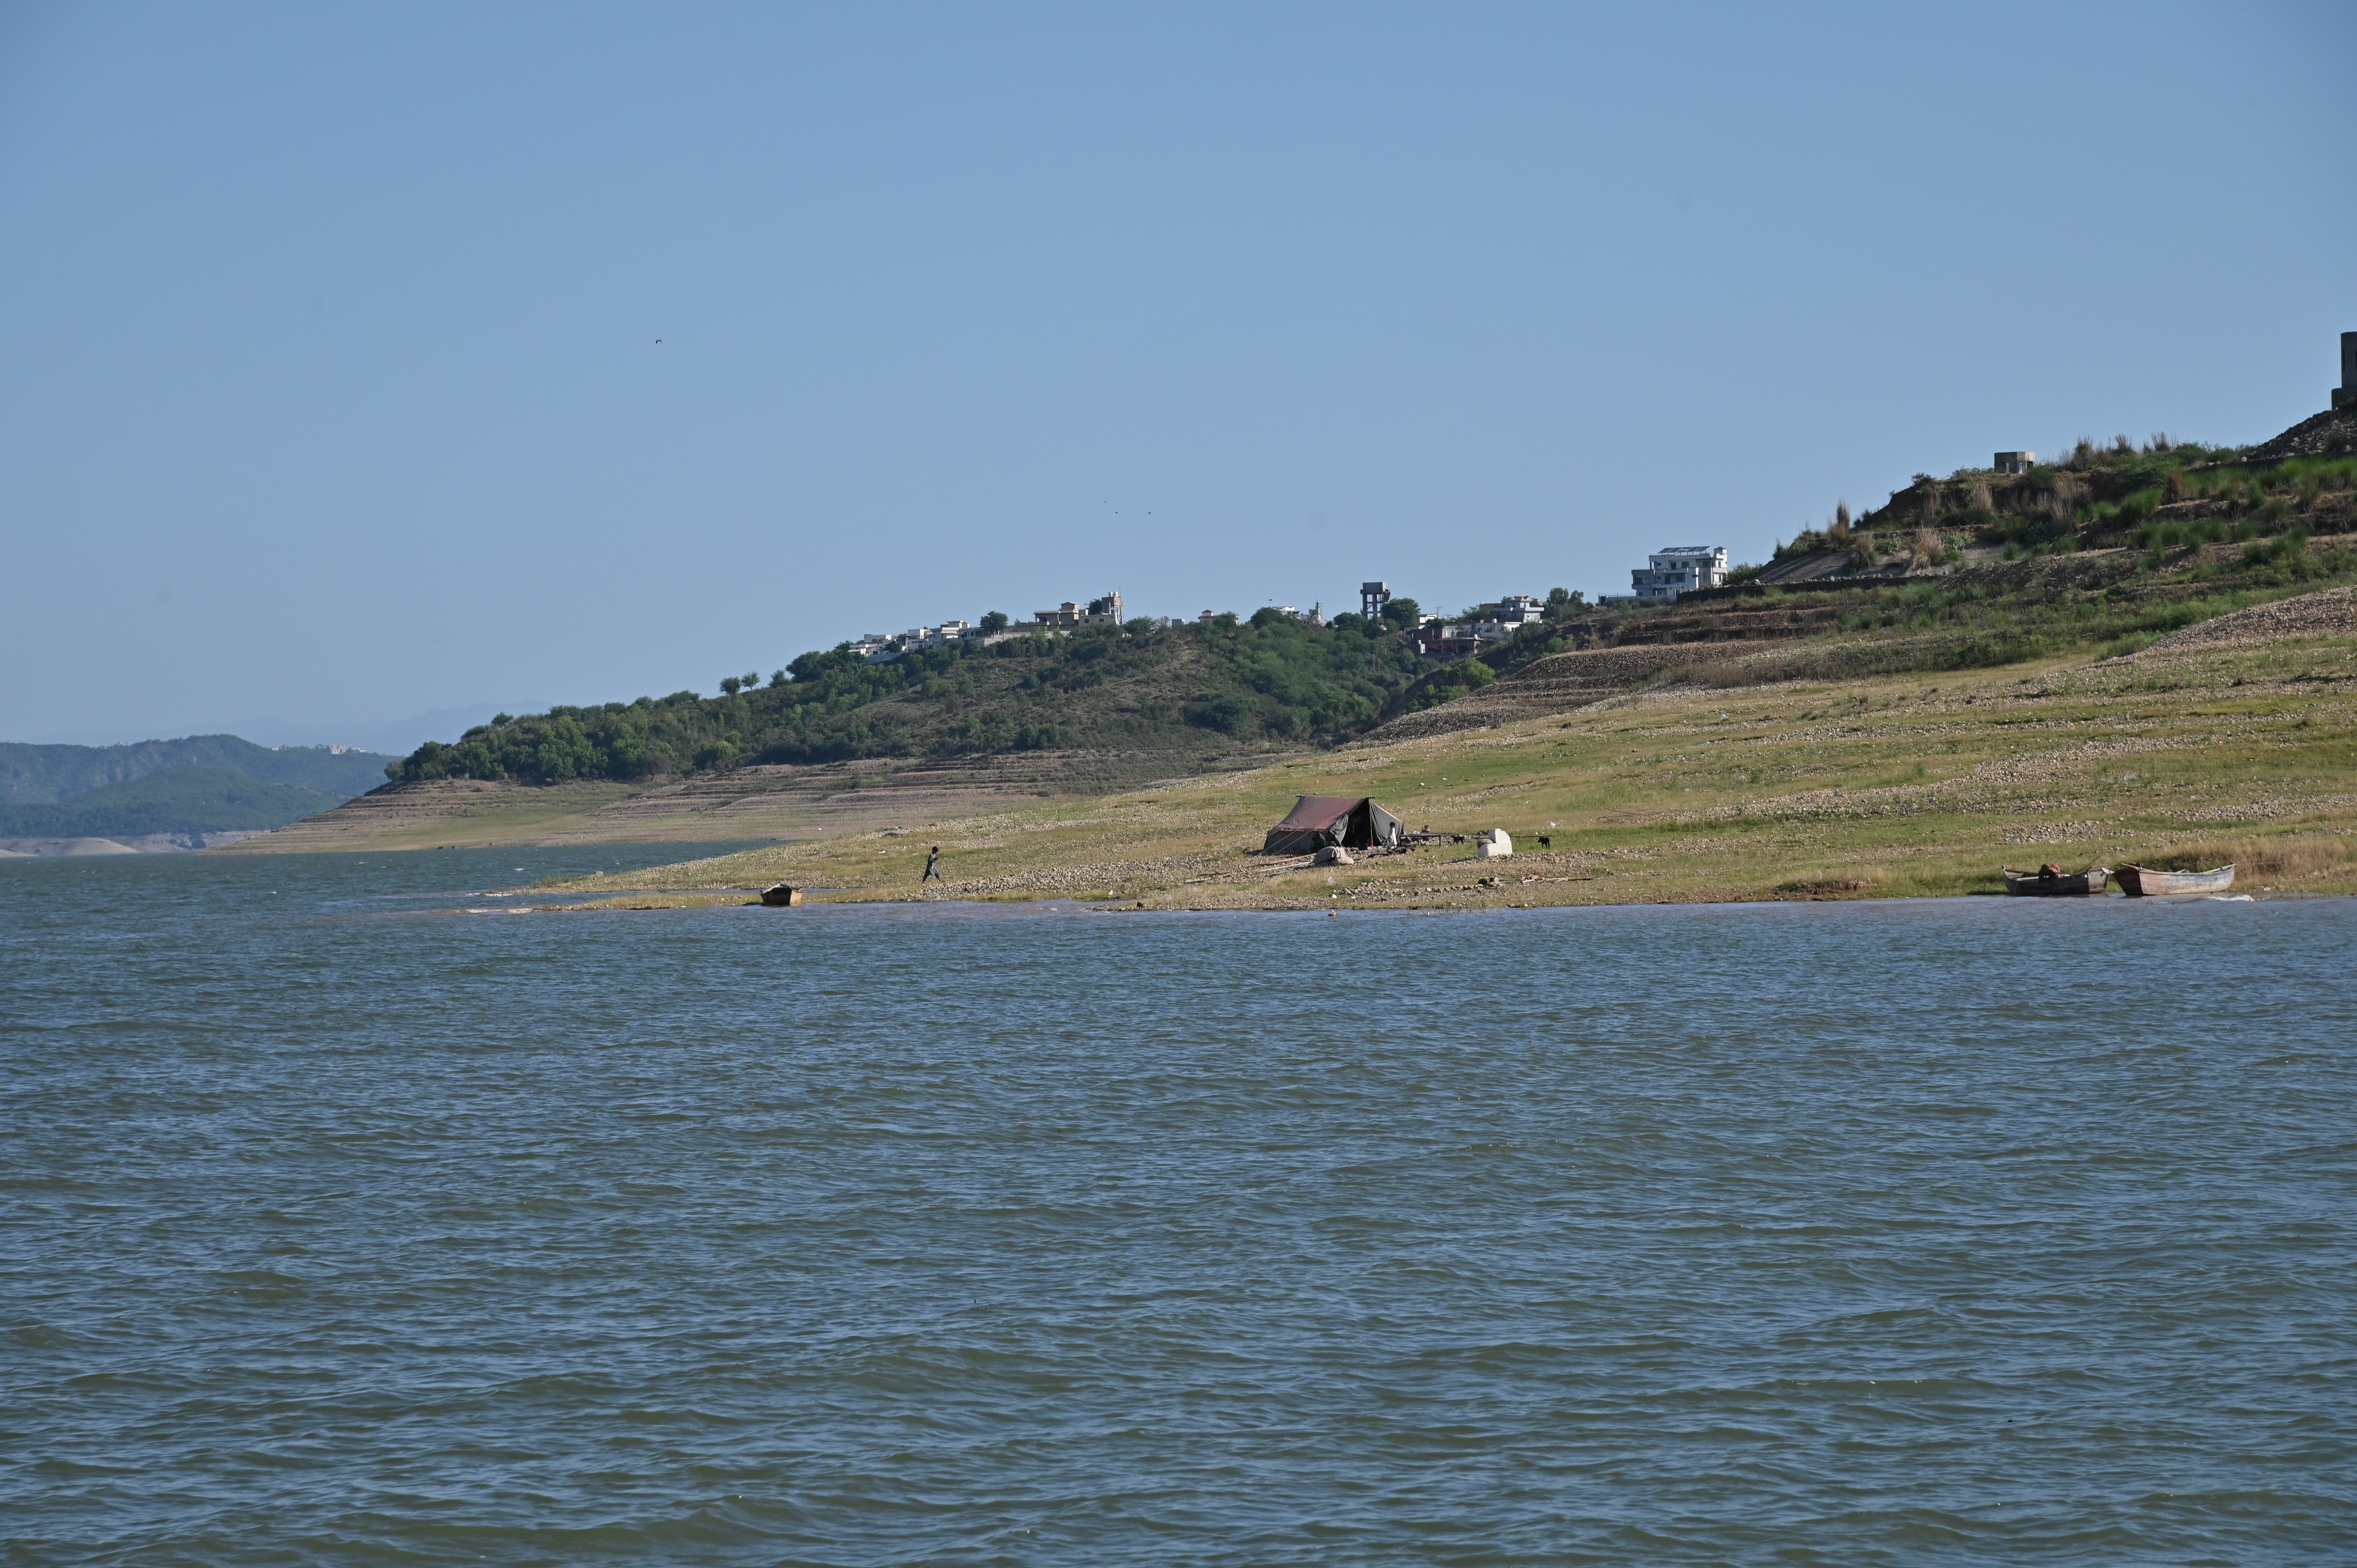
left=1033, top=592, right=1124, bottom=629
left=1487, top=593, right=1547, bottom=631
left=1610, top=546, right=1728, bottom=604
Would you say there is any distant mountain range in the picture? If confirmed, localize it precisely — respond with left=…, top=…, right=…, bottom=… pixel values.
left=0, top=735, right=393, bottom=848
left=23, top=701, right=554, bottom=759
left=0, top=769, right=352, bottom=843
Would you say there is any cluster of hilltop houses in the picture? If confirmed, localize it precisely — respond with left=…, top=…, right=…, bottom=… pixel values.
left=846, top=593, right=1134, bottom=662
left=843, top=335, right=2357, bottom=666
left=1412, top=593, right=1550, bottom=656
left=846, top=546, right=1739, bottom=665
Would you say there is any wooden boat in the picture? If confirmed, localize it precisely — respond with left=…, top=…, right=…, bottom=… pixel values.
left=2001, top=865, right=2111, bottom=896
left=2115, top=863, right=2235, bottom=897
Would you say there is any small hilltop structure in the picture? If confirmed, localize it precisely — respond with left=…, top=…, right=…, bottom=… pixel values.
left=1599, top=546, right=1729, bottom=605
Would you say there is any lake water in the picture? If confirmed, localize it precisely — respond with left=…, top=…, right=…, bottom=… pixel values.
left=4, top=849, right=2353, bottom=1565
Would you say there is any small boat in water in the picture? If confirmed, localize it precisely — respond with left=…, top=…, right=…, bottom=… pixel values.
left=2001, top=864, right=2111, bottom=896
left=2115, top=862, right=2235, bottom=897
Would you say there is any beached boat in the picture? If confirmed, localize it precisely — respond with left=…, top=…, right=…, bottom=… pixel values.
left=2001, top=865, right=2111, bottom=896
left=2115, top=863, right=2235, bottom=897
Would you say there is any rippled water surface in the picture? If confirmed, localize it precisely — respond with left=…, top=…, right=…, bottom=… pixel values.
left=4, top=849, right=2354, bottom=1564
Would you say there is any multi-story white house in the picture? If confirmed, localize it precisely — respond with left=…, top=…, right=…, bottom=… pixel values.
left=1614, top=546, right=1728, bottom=603
left=1481, top=593, right=1548, bottom=635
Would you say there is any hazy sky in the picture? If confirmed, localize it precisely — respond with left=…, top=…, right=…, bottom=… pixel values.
left=4, top=1, right=2352, bottom=748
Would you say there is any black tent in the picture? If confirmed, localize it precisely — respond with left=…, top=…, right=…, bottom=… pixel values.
left=1262, top=795, right=1406, bottom=855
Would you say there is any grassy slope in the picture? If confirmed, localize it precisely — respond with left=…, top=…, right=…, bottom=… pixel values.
left=0, top=766, right=349, bottom=839
left=1422, top=502, right=2357, bottom=703
left=526, top=618, right=2357, bottom=909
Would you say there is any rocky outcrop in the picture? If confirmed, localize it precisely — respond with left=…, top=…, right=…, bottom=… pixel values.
left=2243, top=407, right=2357, bottom=464
left=2136, top=584, right=2357, bottom=656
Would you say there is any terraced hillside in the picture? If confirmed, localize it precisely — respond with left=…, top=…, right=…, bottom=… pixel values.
left=1381, top=530, right=2357, bottom=735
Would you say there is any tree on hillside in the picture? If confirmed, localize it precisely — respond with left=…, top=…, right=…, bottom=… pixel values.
left=980, top=611, right=1010, bottom=633
left=720, top=676, right=743, bottom=696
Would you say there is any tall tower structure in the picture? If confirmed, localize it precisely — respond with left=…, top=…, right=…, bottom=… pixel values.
left=2336, top=331, right=2356, bottom=411
left=1360, top=581, right=1391, bottom=620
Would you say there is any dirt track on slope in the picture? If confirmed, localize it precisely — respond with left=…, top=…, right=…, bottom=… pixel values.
left=1363, top=641, right=1782, bottom=743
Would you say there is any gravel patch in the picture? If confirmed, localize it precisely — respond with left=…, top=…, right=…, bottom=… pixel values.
left=2137, top=585, right=2357, bottom=655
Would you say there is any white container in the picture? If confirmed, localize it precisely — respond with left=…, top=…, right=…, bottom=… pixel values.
left=1475, top=829, right=1512, bottom=859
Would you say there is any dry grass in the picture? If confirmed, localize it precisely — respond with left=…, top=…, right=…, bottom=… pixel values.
left=525, top=628, right=2357, bottom=910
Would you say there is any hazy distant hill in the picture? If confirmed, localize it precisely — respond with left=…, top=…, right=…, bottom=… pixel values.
left=0, top=767, right=348, bottom=841
left=0, top=735, right=390, bottom=804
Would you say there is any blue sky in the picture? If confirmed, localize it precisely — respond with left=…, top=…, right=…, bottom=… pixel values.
left=3, top=0, right=2352, bottom=749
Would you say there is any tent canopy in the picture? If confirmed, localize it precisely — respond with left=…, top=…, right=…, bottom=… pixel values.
left=1262, top=795, right=1405, bottom=854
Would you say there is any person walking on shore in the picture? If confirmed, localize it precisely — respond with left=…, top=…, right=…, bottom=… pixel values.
left=922, top=845, right=943, bottom=883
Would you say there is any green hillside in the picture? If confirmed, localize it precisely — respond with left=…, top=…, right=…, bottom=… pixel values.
left=0, top=735, right=390, bottom=803
left=0, top=767, right=348, bottom=840
left=1380, top=436, right=2357, bottom=709
left=390, top=609, right=1445, bottom=787
left=1845, top=436, right=2355, bottom=562
left=387, top=426, right=2357, bottom=796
